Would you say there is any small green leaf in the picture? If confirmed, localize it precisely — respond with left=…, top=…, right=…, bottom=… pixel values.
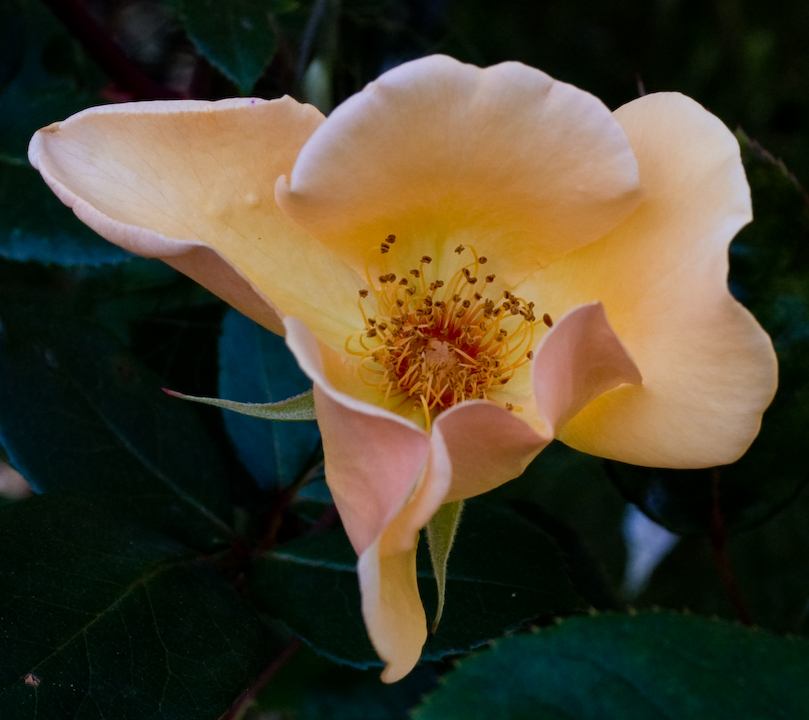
left=0, top=494, right=265, bottom=719
left=218, top=309, right=320, bottom=489
left=426, top=500, right=464, bottom=633
left=166, top=387, right=316, bottom=421
left=249, top=502, right=583, bottom=668
left=0, top=301, right=232, bottom=549
left=413, top=611, right=809, bottom=720
left=175, top=0, right=279, bottom=92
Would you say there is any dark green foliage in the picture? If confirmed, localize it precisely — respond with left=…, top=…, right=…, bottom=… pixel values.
left=0, top=494, right=265, bottom=719
left=173, top=0, right=282, bottom=93
left=414, top=612, right=809, bottom=720
left=249, top=503, right=583, bottom=667
left=0, top=298, right=233, bottom=549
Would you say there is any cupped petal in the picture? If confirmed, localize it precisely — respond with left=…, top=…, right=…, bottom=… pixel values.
left=29, top=98, right=364, bottom=346
left=284, top=317, right=432, bottom=555
left=277, top=55, right=641, bottom=284
left=439, top=302, right=641, bottom=503
left=519, top=93, right=778, bottom=467
left=437, top=402, right=549, bottom=503
left=359, top=428, right=452, bottom=683
left=285, top=316, right=455, bottom=682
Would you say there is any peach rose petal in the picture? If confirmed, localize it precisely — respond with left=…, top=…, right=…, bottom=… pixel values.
left=518, top=93, right=778, bottom=467
left=359, top=427, right=453, bottom=683
left=28, top=98, right=363, bottom=347
left=438, top=302, right=641, bottom=504
left=286, top=316, right=455, bottom=682
left=284, top=317, right=432, bottom=555
left=277, top=55, right=641, bottom=283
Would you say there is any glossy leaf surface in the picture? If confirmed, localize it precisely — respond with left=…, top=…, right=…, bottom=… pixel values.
left=413, top=611, right=809, bottom=720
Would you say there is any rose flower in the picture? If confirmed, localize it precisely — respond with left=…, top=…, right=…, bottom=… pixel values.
left=29, top=55, right=777, bottom=682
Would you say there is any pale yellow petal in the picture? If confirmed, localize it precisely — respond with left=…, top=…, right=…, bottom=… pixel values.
left=358, top=543, right=425, bottom=684
left=519, top=93, right=777, bottom=467
left=29, top=98, right=363, bottom=346
left=277, top=55, right=641, bottom=284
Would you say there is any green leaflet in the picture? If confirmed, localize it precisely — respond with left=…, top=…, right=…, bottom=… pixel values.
left=426, top=500, right=464, bottom=633
left=165, top=387, right=317, bottom=421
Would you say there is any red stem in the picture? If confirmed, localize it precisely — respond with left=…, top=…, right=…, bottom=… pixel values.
left=223, top=638, right=302, bottom=720
left=40, top=0, right=182, bottom=99
left=709, top=468, right=753, bottom=625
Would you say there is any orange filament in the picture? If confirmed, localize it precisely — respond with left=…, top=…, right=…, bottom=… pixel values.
left=345, top=237, right=549, bottom=430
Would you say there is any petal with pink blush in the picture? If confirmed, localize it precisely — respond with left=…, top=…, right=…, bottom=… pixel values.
left=285, top=317, right=432, bottom=555
left=532, top=302, right=643, bottom=431
left=520, top=93, right=778, bottom=467
left=359, top=426, right=453, bottom=683
left=437, top=302, right=640, bottom=504
left=277, top=55, right=641, bottom=283
left=28, top=98, right=363, bottom=347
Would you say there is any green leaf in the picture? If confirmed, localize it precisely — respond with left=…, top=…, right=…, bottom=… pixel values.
left=0, top=494, right=265, bottom=719
left=413, top=611, right=809, bottom=720
left=0, top=301, right=233, bottom=549
left=249, top=502, right=583, bottom=668
left=175, top=0, right=280, bottom=92
left=218, top=309, right=320, bottom=489
left=608, top=133, right=809, bottom=535
left=426, top=500, right=463, bottom=633
left=166, top=387, right=317, bottom=420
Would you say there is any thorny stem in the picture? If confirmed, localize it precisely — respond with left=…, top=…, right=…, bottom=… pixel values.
left=40, top=0, right=182, bottom=99
left=709, top=467, right=753, bottom=626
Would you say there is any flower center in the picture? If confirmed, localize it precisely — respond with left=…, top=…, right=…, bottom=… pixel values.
left=346, top=236, right=552, bottom=430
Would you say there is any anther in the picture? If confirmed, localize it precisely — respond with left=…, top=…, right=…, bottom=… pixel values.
left=366, top=328, right=377, bottom=337
left=387, top=234, right=396, bottom=243
left=410, top=269, right=420, bottom=278
left=379, top=275, right=388, bottom=284
left=543, top=313, right=553, bottom=327
left=479, top=257, right=488, bottom=264
left=359, top=289, right=369, bottom=298
left=527, top=350, right=534, bottom=360
left=474, top=292, right=482, bottom=300
left=462, top=300, right=471, bottom=308
left=486, top=274, right=495, bottom=283
left=399, top=278, right=409, bottom=286
left=421, top=256, right=432, bottom=264
left=455, top=245, right=465, bottom=254
left=506, top=403, right=514, bottom=411
left=381, top=243, right=390, bottom=253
